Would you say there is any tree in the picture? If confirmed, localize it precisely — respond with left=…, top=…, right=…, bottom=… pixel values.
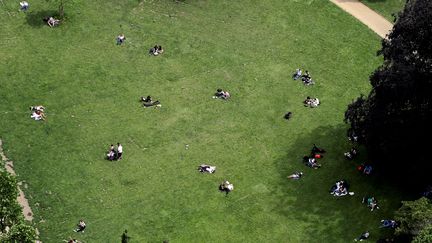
left=6, top=222, right=37, bottom=243
left=395, top=197, right=432, bottom=240
left=344, top=0, right=432, bottom=184
left=45, top=0, right=77, bottom=19
left=413, top=224, right=432, bottom=243
left=0, top=170, right=22, bottom=232
left=0, top=170, right=37, bottom=243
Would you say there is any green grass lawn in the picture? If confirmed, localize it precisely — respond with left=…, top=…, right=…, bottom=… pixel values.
left=0, top=0, right=406, bottom=242
left=361, top=0, right=406, bottom=21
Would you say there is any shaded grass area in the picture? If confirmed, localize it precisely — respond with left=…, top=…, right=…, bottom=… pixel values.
left=361, top=0, right=406, bottom=21
left=0, top=0, right=407, bottom=242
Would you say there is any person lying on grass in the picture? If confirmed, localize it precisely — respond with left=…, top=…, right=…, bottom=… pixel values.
left=213, top=88, right=230, bottom=100
left=380, top=219, right=397, bottom=229
left=44, top=16, right=60, bottom=27
left=74, top=219, right=86, bottom=233
left=304, top=96, right=320, bottom=108
left=219, top=180, right=234, bottom=195
left=357, top=163, right=372, bottom=175
left=287, top=171, right=303, bottom=179
left=198, top=164, right=216, bottom=173
left=354, top=231, right=370, bottom=242
left=140, top=96, right=161, bottom=108
left=303, top=156, right=321, bottom=169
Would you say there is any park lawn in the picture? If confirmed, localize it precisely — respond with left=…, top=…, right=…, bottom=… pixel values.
left=361, top=0, right=406, bottom=21
left=0, top=0, right=406, bottom=242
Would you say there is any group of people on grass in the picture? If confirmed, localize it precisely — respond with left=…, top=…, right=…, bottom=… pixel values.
left=149, top=45, right=164, bottom=56
left=106, top=143, right=123, bottom=161
left=22, top=9, right=390, bottom=238
left=301, top=144, right=325, bottom=169
left=196, top=164, right=234, bottom=195
left=329, top=180, right=353, bottom=197
left=293, top=68, right=314, bottom=85
left=304, top=96, right=320, bottom=108
left=30, top=105, right=46, bottom=121
left=213, top=89, right=230, bottom=100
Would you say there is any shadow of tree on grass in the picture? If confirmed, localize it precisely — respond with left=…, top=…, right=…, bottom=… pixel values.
left=273, top=125, right=404, bottom=242
left=26, top=10, right=58, bottom=28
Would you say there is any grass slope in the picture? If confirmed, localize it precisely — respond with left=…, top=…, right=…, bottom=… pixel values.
left=1, top=0, right=404, bottom=242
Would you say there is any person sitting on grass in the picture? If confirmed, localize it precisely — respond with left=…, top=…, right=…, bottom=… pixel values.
left=363, top=196, right=379, bottom=211
left=20, top=1, right=29, bottom=11
left=355, top=231, right=370, bottom=241
left=149, top=45, right=164, bottom=55
left=311, top=144, right=326, bottom=157
left=213, top=89, right=230, bottom=100
left=304, top=96, right=320, bottom=108
left=44, top=16, right=60, bottom=27
left=330, top=180, right=354, bottom=196
left=380, top=220, right=397, bottom=229
left=140, top=96, right=161, bottom=108
left=292, top=68, right=302, bottom=80
left=284, top=112, right=292, bottom=120
left=30, top=105, right=45, bottom=112
left=301, top=71, right=314, bottom=85
left=74, top=220, right=86, bottom=233
left=31, top=110, right=46, bottom=121
left=107, top=144, right=115, bottom=161
left=219, top=180, right=234, bottom=195
left=198, top=164, right=216, bottom=173
left=303, top=156, right=321, bottom=169
left=121, top=229, right=131, bottom=243
left=116, top=34, right=126, bottom=45
left=344, top=147, right=358, bottom=160
left=287, top=171, right=303, bottom=180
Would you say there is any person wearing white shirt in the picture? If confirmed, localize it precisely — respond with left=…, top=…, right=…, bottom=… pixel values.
left=117, top=143, right=123, bottom=160
left=20, top=1, right=29, bottom=11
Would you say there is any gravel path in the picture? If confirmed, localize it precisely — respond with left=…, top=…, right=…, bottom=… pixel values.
left=330, top=0, right=394, bottom=38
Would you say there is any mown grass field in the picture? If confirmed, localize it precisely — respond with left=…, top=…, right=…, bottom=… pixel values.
left=0, top=0, right=405, bottom=242
left=361, top=0, right=405, bottom=21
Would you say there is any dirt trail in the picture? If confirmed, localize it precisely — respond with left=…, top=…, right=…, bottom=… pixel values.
left=0, top=139, right=34, bottom=221
left=330, top=0, right=393, bottom=39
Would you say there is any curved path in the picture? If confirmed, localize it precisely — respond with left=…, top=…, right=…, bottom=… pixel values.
left=330, top=0, right=393, bottom=39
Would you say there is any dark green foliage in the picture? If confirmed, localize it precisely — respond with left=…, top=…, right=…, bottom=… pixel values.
left=413, top=224, right=432, bottom=243
left=395, top=197, right=432, bottom=240
left=345, top=0, right=432, bottom=184
left=0, top=170, right=36, bottom=242
left=0, top=170, right=21, bottom=232
left=6, top=222, right=37, bottom=243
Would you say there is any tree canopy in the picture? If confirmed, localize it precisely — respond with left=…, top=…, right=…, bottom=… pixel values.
left=345, top=0, right=432, bottom=184
left=395, top=197, right=432, bottom=241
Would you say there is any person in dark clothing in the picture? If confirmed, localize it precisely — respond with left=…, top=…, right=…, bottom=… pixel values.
left=121, top=229, right=130, bottom=243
